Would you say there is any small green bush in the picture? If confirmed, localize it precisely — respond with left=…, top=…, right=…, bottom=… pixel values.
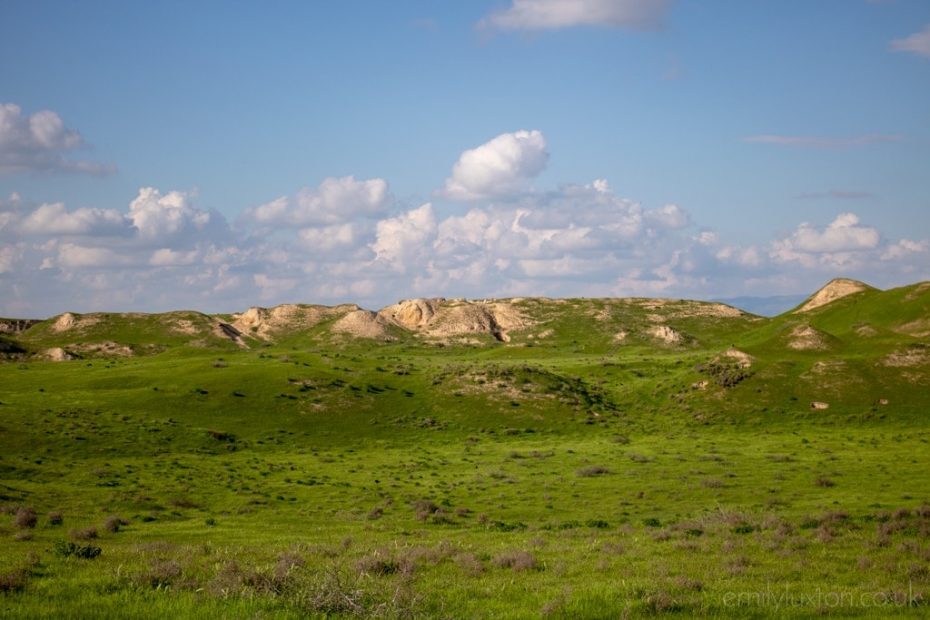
left=54, top=540, right=101, bottom=559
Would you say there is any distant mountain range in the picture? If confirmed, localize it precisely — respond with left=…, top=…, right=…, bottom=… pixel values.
left=712, top=294, right=807, bottom=317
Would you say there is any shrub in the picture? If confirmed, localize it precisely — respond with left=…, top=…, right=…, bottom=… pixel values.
left=207, top=429, right=235, bottom=442
left=292, top=566, right=368, bottom=615
left=103, top=516, right=128, bottom=533
left=140, top=560, right=182, bottom=588
left=494, top=550, right=537, bottom=571
left=412, top=499, right=449, bottom=522
left=454, top=552, right=484, bottom=577
left=577, top=466, right=609, bottom=477
left=675, top=576, right=704, bottom=592
left=47, top=511, right=63, bottom=526
left=169, top=497, right=200, bottom=509
left=355, top=551, right=409, bottom=577
left=815, top=477, right=836, bottom=488
left=0, top=568, right=29, bottom=593
left=54, top=540, right=101, bottom=559
left=799, top=515, right=820, bottom=529
left=820, top=511, right=849, bottom=524
left=696, top=359, right=753, bottom=388
left=238, top=561, right=300, bottom=596
left=816, top=525, right=835, bottom=543
left=486, top=520, right=526, bottom=532
left=274, top=551, right=305, bottom=581
left=13, top=507, right=37, bottom=529
left=643, top=590, right=682, bottom=613
left=13, top=531, right=33, bottom=542
left=70, top=526, right=98, bottom=541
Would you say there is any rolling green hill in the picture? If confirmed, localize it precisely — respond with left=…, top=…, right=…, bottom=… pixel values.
left=1, top=279, right=928, bottom=618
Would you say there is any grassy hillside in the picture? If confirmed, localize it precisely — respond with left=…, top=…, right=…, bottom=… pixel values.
left=1, top=281, right=928, bottom=617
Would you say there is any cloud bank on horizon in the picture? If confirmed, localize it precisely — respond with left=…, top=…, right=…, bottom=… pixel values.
left=1, top=121, right=927, bottom=318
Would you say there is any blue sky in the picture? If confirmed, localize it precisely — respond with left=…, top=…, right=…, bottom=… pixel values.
left=1, top=0, right=929, bottom=316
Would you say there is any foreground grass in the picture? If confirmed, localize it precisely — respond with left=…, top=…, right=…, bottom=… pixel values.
left=1, top=342, right=929, bottom=617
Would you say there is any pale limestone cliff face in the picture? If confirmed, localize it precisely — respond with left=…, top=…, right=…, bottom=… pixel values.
left=648, top=324, right=682, bottom=344
left=231, top=304, right=358, bottom=340
left=331, top=310, right=392, bottom=340
left=377, top=298, right=532, bottom=342
left=796, top=278, right=871, bottom=313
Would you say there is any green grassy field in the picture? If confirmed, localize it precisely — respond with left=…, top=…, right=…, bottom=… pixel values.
left=1, top=281, right=929, bottom=618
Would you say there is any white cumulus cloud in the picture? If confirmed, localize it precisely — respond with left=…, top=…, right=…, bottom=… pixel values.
left=247, top=176, right=390, bottom=227
left=479, top=0, right=673, bottom=31
left=442, top=130, right=548, bottom=200
left=0, top=103, right=114, bottom=175
left=129, top=187, right=219, bottom=244
left=770, top=213, right=882, bottom=268
left=645, top=204, right=689, bottom=229
left=19, top=202, right=129, bottom=236
left=881, top=238, right=928, bottom=261
left=891, top=23, right=930, bottom=59
left=371, top=203, right=437, bottom=270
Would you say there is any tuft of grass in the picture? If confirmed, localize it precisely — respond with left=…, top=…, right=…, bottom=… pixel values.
left=493, top=550, right=538, bottom=572
left=70, top=526, right=98, bottom=541
left=138, top=559, right=182, bottom=589
left=103, top=515, right=128, bottom=533
left=355, top=551, right=409, bottom=577
left=0, top=567, right=30, bottom=593
left=53, top=540, right=101, bottom=559
left=454, top=552, right=484, bottom=577
left=13, top=507, right=37, bottom=529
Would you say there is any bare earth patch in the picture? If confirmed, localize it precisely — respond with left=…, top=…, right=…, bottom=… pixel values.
left=894, top=318, right=930, bottom=338
left=331, top=310, right=392, bottom=340
left=720, top=348, right=754, bottom=368
left=882, top=347, right=930, bottom=367
left=649, top=325, right=683, bottom=344
left=232, top=304, right=354, bottom=340
left=41, top=347, right=73, bottom=361
left=377, top=299, right=533, bottom=343
left=50, top=312, right=100, bottom=333
left=71, top=341, right=134, bottom=357
left=796, top=278, right=871, bottom=313
left=787, top=325, right=830, bottom=350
